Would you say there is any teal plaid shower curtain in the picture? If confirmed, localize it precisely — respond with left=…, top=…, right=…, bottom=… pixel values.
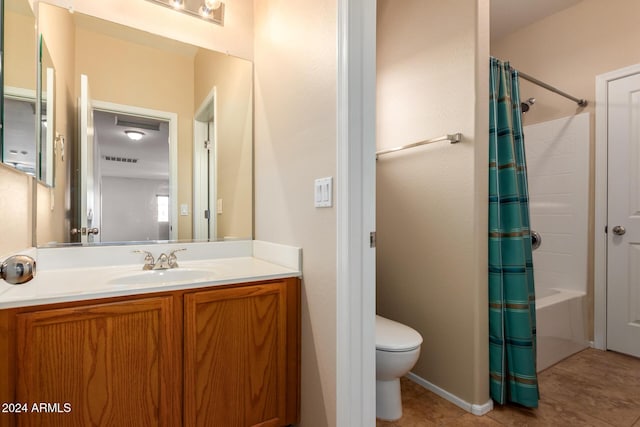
left=488, top=57, right=539, bottom=408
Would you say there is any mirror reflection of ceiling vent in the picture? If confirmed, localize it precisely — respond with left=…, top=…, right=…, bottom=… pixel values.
left=104, top=155, right=139, bottom=164
left=114, top=115, right=161, bottom=132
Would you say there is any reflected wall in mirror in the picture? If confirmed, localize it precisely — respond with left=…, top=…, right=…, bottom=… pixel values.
left=2, top=0, right=36, bottom=176
left=36, top=3, right=253, bottom=246
left=39, top=37, right=55, bottom=186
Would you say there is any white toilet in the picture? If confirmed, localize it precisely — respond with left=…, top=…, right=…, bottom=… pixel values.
left=375, top=315, right=423, bottom=421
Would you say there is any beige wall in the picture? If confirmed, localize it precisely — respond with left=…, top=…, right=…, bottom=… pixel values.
left=1, top=6, right=36, bottom=255
left=36, top=3, right=76, bottom=245
left=254, top=0, right=337, bottom=424
left=376, top=0, right=489, bottom=405
left=491, top=0, right=640, bottom=339
left=194, top=50, right=253, bottom=239
left=40, top=0, right=254, bottom=60
left=4, top=8, right=35, bottom=90
left=491, top=0, right=640, bottom=126
left=73, top=23, right=195, bottom=240
left=0, top=166, right=32, bottom=256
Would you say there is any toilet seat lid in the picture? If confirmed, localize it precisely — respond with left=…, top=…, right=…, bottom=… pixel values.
left=376, top=315, right=423, bottom=352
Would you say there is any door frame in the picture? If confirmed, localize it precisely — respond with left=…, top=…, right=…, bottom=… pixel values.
left=594, top=63, right=640, bottom=350
left=336, top=0, right=377, bottom=425
left=91, top=99, right=179, bottom=241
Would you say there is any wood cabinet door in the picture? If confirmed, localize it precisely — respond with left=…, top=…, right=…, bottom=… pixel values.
left=15, top=296, right=178, bottom=426
left=184, top=282, right=287, bottom=427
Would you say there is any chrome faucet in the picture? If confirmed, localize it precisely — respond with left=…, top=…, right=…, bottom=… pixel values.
left=154, top=253, right=171, bottom=270
left=168, top=248, right=186, bottom=268
left=134, top=250, right=155, bottom=270
left=133, top=249, right=186, bottom=271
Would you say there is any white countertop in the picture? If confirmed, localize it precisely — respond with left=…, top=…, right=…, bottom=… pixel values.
left=0, top=240, right=302, bottom=309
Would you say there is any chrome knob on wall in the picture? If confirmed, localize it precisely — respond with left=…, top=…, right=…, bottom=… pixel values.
left=0, top=255, right=36, bottom=285
left=531, top=230, right=542, bottom=250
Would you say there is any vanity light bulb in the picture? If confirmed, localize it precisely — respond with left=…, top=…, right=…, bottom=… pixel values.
left=170, top=0, right=184, bottom=9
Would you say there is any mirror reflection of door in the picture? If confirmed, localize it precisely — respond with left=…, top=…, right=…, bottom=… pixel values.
left=93, top=109, right=170, bottom=243
left=193, top=90, right=217, bottom=241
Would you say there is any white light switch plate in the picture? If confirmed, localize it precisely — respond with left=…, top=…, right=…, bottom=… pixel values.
left=180, top=204, right=189, bottom=216
left=314, top=177, right=333, bottom=208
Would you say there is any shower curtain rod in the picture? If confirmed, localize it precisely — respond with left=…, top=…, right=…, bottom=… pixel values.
left=518, top=71, right=588, bottom=107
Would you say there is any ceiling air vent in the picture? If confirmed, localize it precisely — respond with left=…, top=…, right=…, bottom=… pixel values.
left=114, top=115, right=161, bottom=131
left=104, top=155, right=139, bottom=164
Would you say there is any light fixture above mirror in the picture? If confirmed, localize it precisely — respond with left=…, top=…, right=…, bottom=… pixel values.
left=145, top=0, right=224, bottom=26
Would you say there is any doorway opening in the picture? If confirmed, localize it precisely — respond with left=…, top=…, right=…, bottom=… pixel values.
left=81, top=99, right=178, bottom=243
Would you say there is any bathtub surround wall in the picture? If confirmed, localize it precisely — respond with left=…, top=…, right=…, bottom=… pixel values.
left=525, top=113, right=589, bottom=295
left=524, top=113, right=590, bottom=371
left=376, top=0, right=491, bottom=411
left=491, top=0, right=640, bottom=340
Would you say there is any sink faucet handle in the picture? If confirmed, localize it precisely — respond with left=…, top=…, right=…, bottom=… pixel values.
left=133, top=250, right=155, bottom=270
left=168, top=248, right=186, bottom=269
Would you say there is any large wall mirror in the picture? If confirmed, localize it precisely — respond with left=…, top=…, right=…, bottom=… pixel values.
left=2, top=0, right=37, bottom=176
left=35, top=2, right=253, bottom=247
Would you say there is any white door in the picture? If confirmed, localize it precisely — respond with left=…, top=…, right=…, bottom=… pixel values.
left=607, top=72, right=640, bottom=357
left=79, top=74, right=98, bottom=243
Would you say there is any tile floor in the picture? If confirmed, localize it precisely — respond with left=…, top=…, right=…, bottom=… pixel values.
left=377, top=348, right=640, bottom=426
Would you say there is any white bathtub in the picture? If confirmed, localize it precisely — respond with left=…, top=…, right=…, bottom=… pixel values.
left=536, top=288, right=589, bottom=372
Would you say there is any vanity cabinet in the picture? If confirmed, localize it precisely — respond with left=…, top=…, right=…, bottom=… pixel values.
left=184, top=282, right=288, bottom=426
left=13, top=296, right=179, bottom=426
left=0, top=277, right=300, bottom=427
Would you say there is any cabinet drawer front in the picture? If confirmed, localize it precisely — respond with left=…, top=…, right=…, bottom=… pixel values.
left=184, top=282, right=287, bottom=427
left=15, top=296, right=177, bottom=426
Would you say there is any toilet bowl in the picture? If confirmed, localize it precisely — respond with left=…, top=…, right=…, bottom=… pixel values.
left=375, top=315, right=423, bottom=421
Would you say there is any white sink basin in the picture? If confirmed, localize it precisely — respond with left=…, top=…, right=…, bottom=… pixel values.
left=107, top=268, right=215, bottom=286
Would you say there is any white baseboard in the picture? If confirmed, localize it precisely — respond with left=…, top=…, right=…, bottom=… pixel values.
left=405, top=372, right=494, bottom=416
